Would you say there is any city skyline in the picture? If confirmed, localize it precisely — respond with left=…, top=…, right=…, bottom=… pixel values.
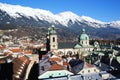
left=0, top=0, right=120, bottom=22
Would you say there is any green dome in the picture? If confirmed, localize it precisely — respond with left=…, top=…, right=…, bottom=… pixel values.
left=50, top=30, right=56, bottom=34
left=48, top=25, right=57, bottom=35
left=80, top=29, right=89, bottom=40
left=94, top=41, right=99, bottom=47
left=94, top=41, right=99, bottom=44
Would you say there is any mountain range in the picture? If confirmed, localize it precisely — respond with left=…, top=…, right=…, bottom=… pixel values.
left=0, top=2, right=120, bottom=40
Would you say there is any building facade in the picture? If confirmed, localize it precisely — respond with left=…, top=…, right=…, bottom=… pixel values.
left=46, top=25, right=98, bottom=57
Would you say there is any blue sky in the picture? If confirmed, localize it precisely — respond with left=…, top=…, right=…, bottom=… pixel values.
left=0, top=0, right=120, bottom=22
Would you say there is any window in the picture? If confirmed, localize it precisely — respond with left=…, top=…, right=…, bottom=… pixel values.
left=67, top=51, right=72, bottom=56
left=41, top=66, right=44, bottom=71
left=82, top=41, right=83, bottom=44
left=94, top=69, right=96, bottom=72
left=58, top=51, right=63, bottom=54
left=49, top=74, right=53, bottom=78
left=53, top=45, right=55, bottom=47
left=82, top=71, right=84, bottom=73
left=88, top=70, right=90, bottom=73
left=53, top=37, right=55, bottom=42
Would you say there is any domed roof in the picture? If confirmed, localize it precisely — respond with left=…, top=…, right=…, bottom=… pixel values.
left=48, top=25, right=56, bottom=35
left=80, top=29, right=89, bottom=40
left=50, top=29, right=56, bottom=34
left=94, top=41, right=99, bottom=45
left=94, top=41, right=99, bottom=47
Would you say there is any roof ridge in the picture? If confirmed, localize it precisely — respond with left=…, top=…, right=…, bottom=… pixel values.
left=83, top=62, right=94, bottom=68
left=50, top=63, right=65, bottom=70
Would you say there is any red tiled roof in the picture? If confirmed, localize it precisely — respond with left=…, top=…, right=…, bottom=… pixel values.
left=0, top=60, right=6, bottom=64
left=25, top=59, right=30, bottom=65
left=85, top=62, right=94, bottom=68
left=49, top=57, right=61, bottom=62
left=63, top=61, right=69, bottom=66
left=56, top=54, right=61, bottom=57
left=4, top=52, right=13, bottom=56
left=24, top=50, right=32, bottom=54
left=50, top=63, right=65, bottom=70
left=19, top=56, right=30, bottom=65
left=19, top=56, right=27, bottom=61
left=11, top=48, right=22, bottom=53
left=0, top=45, right=6, bottom=49
left=42, top=54, right=46, bottom=58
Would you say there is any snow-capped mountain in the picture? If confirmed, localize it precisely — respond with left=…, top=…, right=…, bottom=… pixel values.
left=0, top=2, right=55, bottom=21
left=0, top=2, right=120, bottom=29
left=0, top=2, right=120, bottom=39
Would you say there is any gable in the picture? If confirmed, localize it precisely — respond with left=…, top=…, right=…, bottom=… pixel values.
left=74, top=44, right=82, bottom=49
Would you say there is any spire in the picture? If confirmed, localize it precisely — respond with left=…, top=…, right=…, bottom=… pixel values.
left=82, top=28, right=86, bottom=34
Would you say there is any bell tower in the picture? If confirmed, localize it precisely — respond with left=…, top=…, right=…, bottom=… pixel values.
left=47, top=25, right=58, bottom=51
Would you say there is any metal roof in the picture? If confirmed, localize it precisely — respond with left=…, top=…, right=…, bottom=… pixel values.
left=58, top=42, right=77, bottom=49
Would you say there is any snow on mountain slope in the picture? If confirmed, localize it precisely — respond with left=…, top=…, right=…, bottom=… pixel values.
left=55, top=11, right=82, bottom=26
left=81, top=16, right=105, bottom=24
left=0, top=2, right=120, bottom=29
left=0, top=2, right=55, bottom=22
left=109, top=21, right=120, bottom=29
left=80, top=16, right=106, bottom=28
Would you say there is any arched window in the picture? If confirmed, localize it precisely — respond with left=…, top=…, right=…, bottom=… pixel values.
left=86, top=41, right=87, bottom=44
left=53, top=45, right=55, bottom=47
left=82, top=41, right=83, bottom=44
left=58, top=51, right=64, bottom=54
left=67, top=51, right=72, bottom=56
left=53, top=37, right=55, bottom=42
left=88, top=70, right=90, bottom=73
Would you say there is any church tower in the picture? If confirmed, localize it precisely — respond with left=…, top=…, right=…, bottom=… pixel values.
left=46, top=25, right=58, bottom=51
left=79, top=29, right=89, bottom=46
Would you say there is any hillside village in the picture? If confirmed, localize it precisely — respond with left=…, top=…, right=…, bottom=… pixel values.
left=0, top=25, right=120, bottom=80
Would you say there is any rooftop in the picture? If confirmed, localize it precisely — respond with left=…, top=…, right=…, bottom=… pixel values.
left=50, top=63, right=65, bottom=70
left=39, top=71, right=116, bottom=80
